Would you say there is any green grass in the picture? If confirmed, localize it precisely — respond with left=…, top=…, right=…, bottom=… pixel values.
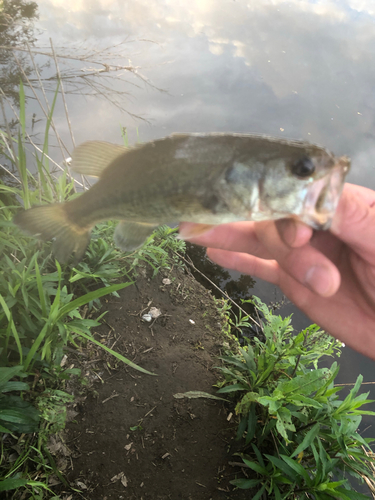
left=0, top=83, right=186, bottom=498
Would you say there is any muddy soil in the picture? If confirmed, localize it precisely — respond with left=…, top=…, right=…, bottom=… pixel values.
left=58, top=263, right=251, bottom=500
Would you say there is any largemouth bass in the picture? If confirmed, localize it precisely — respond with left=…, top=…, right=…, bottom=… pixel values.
left=14, top=133, right=350, bottom=263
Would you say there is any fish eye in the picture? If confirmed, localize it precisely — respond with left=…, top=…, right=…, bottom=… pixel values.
left=291, top=157, right=315, bottom=178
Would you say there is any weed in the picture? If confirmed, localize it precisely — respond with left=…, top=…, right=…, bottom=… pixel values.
left=130, top=423, right=143, bottom=432
left=128, top=225, right=186, bottom=277
left=217, top=296, right=375, bottom=499
left=0, top=366, right=39, bottom=433
left=0, top=80, right=182, bottom=497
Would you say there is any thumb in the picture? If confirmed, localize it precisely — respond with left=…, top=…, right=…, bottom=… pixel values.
left=330, top=183, right=375, bottom=264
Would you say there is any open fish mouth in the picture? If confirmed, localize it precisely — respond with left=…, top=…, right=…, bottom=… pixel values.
left=301, top=156, right=350, bottom=230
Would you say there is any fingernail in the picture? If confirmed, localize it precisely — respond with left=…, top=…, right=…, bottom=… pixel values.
left=304, top=266, right=333, bottom=296
left=178, top=223, right=195, bottom=240
left=179, top=223, right=214, bottom=240
left=277, top=219, right=296, bottom=246
left=277, top=219, right=312, bottom=247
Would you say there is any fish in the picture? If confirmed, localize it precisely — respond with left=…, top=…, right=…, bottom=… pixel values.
left=13, top=133, right=350, bottom=263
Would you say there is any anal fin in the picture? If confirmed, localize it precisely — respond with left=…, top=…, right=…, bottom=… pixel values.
left=114, top=221, right=158, bottom=252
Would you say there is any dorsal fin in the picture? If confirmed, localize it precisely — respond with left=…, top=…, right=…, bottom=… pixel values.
left=72, top=141, right=129, bottom=177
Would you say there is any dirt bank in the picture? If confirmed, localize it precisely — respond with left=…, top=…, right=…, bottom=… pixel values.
left=58, top=263, right=250, bottom=500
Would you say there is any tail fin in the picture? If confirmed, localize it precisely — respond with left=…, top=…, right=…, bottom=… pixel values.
left=14, top=204, right=90, bottom=264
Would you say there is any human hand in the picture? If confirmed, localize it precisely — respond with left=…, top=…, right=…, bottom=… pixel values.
left=179, top=184, right=375, bottom=359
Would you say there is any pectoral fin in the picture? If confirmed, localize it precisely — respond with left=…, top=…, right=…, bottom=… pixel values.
left=114, top=221, right=158, bottom=252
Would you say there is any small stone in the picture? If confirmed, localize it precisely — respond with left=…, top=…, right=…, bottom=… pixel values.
left=148, top=307, right=161, bottom=319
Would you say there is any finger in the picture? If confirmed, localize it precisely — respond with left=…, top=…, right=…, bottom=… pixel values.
left=206, top=248, right=280, bottom=284
left=340, top=182, right=375, bottom=203
left=179, top=221, right=274, bottom=259
left=275, top=219, right=313, bottom=248
left=330, top=183, right=375, bottom=264
left=255, top=221, right=341, bottom=297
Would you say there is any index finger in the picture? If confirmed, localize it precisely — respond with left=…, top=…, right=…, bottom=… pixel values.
left=179, top=221, right=274, bottom=259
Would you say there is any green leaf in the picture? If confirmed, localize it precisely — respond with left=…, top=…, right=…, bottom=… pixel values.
left=252, top=444, right=265, bottom=469
left=256, top=358, right=278, bottom=385
left=310, top=443, right=322, bottom=484
left=245, top=403, right=256, bottom=444
left=352, top=432, right=372, bottom=449
left=219, top=355, right=248, bottom=372
left=287, top=394, right=322, bottom=408
left=333, top=489, right=371, bottom=500
left=240, top=346, right=257, bottom=372
left=291, top=423, right=320, bottom=457
left=236, top=414, right=247, bottom=441
left=0, top=477, right=28, bottom=492
left=257, top=396, right=282, bottom=413
left=323, top=481, right=348, bottom=491
left=19, top=80, right=26, bottom=141
left=217, top=383, right=248, bottom=393
left=280, top=454, right=311, bottom=486
left=318, top=438, right=328, bottom=478
left=0, top=394, right=40, bottom=433
left=1, top=381, right=29, bottom=393
left=35, top=259, right=47, bottom=318
left=350, top=375, right=363, bottom=399
left=333, top=375, right=367, bottom=417
left=265, top=454, right=298, bottom=481
left=23, top=323, right=50, bottom=371
left=276, top=407, right=295, bottom=441
left=277, top=368, right=330, bottom=396
left=56, top=281, right=133, bottom=321
left=75, top=330, right=155, bottom=375
left=316, top=361, right=340, bottom=396
left=0, top=295, right=23, bottom=362
left=252, top=483, right=266, bottom=500
left=0, top=366, right=24, bottom=386
left=339, top=415, right=362, bottom=436
left=272, top=483, right=282, bottom=500
left=314, top=493, right=334, bottom=500
left=230, top=478, right=260, bottom=489
left=241, top=458, right=267, bottom=475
